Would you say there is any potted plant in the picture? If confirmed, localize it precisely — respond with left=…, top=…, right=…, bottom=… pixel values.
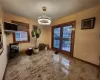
left=31, top=25, right=41, bottom=53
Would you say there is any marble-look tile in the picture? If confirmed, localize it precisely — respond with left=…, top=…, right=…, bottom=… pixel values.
left=4, top=50, right=99, bottom=80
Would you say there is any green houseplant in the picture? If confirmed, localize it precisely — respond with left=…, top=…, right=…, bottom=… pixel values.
left=31, top=26, right=41, bottom=53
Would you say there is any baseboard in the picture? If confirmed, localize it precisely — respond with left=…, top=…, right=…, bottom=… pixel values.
left=73, top=57, right=99, bottom=68
left=51, top=49, right=99, bottom=68
left=2, top=60, right=8, bottom=80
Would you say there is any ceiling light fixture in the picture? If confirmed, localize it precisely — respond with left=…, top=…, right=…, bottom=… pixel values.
left=38, top=6, right=51, bottom=25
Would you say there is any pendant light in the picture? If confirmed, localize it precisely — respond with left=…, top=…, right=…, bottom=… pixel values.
left=38, top=6, right=51, bottom=25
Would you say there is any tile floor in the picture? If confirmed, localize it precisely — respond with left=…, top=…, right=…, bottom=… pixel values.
left=4, top=50, right=99, bottom=80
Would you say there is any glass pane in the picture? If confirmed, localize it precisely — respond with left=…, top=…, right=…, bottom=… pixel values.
left=53, top=27, right=60, bottom=48
left=15, top=31, right=28, bottom=41
left=62, top=25, right=72, bottom=52
left=63, top=26, right=72, bottom=38
left=54, top=39, right=60, bottom=48
left=54, top=28, right=60, bottom=38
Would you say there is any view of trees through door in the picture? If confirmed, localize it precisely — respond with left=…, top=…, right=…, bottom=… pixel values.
left=52, top=21, right=76, bottom=57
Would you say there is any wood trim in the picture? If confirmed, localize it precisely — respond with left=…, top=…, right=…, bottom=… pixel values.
left=51, top=20, right=76, bottom=57
left=70, top=21, right=76, bottom=57
left=13, top=30, right=30, bottom=43
left=73, top=57, right=99, bottom=68
left=3, top=63, right=8, bottom=80
left=3, top=57, right=9, bottom=80
left=52, top=21, right=76, bottom=28
left=11, top=21, right=29, bottom=28
left=51, top=48, right=99, bottom=68
left=11, top=21, right=29, bottom=31
left=50, top=48, right=99, bottom=68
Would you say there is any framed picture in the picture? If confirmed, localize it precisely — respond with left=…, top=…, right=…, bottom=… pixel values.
left=81, top=17, right=96, bottom=29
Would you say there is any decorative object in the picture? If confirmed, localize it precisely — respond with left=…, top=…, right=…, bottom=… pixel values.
left=26, top=48, right=33, bottom=56
left=55, top=51, right=59, bottom=54
left=31, top=25, right=41, bottom=53
left=38, top=43, right=47, bottom=51
left=38, top=6, right=51, bottom=25
left=81, top=17, right=96, bottom=29
left=0, top=24, right=3, bottom=55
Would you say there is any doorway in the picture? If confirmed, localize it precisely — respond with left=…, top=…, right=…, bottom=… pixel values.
left=52, top=21, right=76, bottom=57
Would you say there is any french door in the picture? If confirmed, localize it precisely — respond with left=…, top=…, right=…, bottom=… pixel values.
left=52, top=21, right=76, bottom=57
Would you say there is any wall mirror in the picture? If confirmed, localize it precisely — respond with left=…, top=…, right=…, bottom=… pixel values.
left=0, top=24, right=3, bottom=55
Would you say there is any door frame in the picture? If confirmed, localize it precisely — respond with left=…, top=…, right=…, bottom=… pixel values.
left=51, top=21, right=76, bottom=57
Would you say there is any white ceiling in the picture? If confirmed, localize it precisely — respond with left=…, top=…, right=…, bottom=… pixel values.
left=0, top=0, right=100, bottom=22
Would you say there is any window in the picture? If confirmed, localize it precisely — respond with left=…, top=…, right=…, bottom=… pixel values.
left=13, top=31, right=30, bottom=43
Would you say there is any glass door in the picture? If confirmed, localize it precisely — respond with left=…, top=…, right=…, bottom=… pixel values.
left=61, top=25, right=72, bottom=52
left=52, top=21, right=75, bottom=56
left=53, top=27, right=60, bottom=49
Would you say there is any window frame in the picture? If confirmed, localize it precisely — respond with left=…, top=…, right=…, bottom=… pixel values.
left=13, top=30, right=30, bottom=43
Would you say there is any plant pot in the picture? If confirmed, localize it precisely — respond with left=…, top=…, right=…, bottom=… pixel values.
left=34, top=48, right=39, bottom=53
